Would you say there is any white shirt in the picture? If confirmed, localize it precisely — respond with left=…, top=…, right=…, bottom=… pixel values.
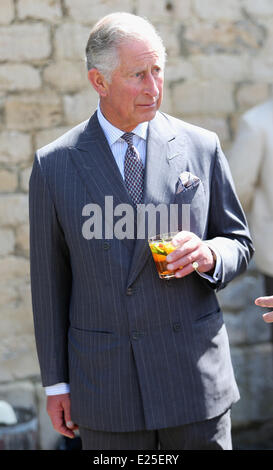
left=97, top=103, right=148, bottom=177
left=45, top=105, right=222, bottom=396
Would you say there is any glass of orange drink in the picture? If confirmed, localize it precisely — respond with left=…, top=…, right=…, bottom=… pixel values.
left=148, top=232, right=180, bottom=279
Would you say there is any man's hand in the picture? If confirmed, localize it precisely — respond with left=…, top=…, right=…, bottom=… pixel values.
left=255, top=296, right=273, bottom=323
left=166, top=231, right=215, bottom=278
left=46, top=393, right=78, bottom=438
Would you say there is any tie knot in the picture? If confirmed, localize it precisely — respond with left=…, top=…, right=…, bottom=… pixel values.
left=121, top=132, right=134, bottom=147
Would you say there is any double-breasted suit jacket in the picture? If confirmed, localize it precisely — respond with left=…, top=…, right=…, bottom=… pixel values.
left=29, top=111, right=254, bottom=432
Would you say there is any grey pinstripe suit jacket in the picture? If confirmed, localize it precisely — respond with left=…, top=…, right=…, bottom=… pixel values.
left=29, top=111, right=254, bottom=432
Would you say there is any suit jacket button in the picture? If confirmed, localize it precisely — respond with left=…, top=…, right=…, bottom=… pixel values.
left=103, top=242, right=110, bottom=250
left=173, top=322, right=181, bottom=332
left=131, top=331, right=145, bottom=340
left=126, top=288, right=133, bottom=295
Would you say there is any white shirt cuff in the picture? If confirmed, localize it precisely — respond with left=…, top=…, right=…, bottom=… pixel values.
left=45, top=382, right=70, bottom=396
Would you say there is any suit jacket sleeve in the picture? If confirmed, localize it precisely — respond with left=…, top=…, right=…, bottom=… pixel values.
left=29, top=154, right=72, bottom=387
left=206, top=134, right=254, bottom=291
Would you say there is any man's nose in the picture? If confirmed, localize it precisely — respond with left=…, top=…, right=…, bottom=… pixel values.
left=144, top=73, right=160, bottom=98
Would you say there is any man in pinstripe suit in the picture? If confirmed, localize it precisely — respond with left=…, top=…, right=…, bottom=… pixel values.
left=29, top=13, right=254, bottom=450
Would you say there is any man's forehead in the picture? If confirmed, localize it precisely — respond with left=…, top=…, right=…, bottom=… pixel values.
left=118, top=39, right=164, bottom=65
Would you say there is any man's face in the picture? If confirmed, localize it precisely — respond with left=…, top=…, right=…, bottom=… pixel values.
left=99, top=38, right=164, bottom=132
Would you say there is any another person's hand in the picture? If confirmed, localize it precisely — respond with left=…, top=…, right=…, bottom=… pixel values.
left=166, top=231, right=215, bottom=278
left=255, top=296, right=273, bottom=323
left=46, top=393, right=78, bottom=438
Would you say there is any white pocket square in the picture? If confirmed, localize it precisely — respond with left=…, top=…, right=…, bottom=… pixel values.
left=176, top=171, right=200, bottom=194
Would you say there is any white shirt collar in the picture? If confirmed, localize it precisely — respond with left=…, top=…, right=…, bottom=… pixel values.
left=97, top=102, right=148, bottom=147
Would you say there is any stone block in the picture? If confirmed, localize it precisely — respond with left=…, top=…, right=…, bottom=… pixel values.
left=193, top=0, right=242, bottom=21
left=0, top=24, right=51, bottom=61
left=229, top=112, right=244, bottom=140
left=136, top=0, right=174, bottom=21
left=231, top=344, right=273, bottom=427
left=0, top=278, right=33, bottom=340
left=0, top=64, right=41, bottom=92
left=165, top=58, right=195, bottom=83
left=5, top=92, right=63, bottom=131
left=0, top=131, right=32, bottom=165
left=15, top=223, right=29, bottom=255
left=181, top=19, right=265, bottom=55
left=0, top=334, right=39, bottom=382
left=185, top=116, right=230, bottom=143
left=17, top=0, right=62, bottom=21
left=0, top=281, right=17, bottom=308
left=0, top=228, right=15, bottom=256
left=250, top=57, right=273, bottom=82
left=0, top=194, right=29, bottom=226
left=55, top=23, right=92, bottom=61
left=0, top=0, right=15, bottom=24
left=168, top=0, right=192, bottom=20
left=0, top=93, right=5, bottom=127
left=43, top=60, right=88, bottom=92
left=160, top=84, right=173, bottom=115
left=35, top=126, right=71, bottom=149
left=261, top=19, right=273, bottom=55
left=190, top=54, right=249, bottom=81
left=0, top=256, right=29, bottom=281
left=236, top=83, right=269, bottom=109
left=20, top=167, right=32, bottom=192
left=242, top=0, right=273, bottom=17
left=0, top=170, right=17, bottom=192
left=63, top=88, right=98, bottom=125
left=172, top=79, right=234, bottom=115
left=156, top=22, right=180, bottom=57
left=64, top=0, right=132, bottom=23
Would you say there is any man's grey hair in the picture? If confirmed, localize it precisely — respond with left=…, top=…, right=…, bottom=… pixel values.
left=85, top=12, right=166, bottom=82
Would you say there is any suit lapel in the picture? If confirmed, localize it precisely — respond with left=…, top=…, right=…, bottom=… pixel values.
left=126, top=113, right=187, bottom=287
left=69, top=112, right=134, bottom=250
left=72, top=112, right=132, bottom=204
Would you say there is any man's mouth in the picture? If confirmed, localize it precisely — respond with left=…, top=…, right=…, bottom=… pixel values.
left=137, top=102, right=157, bottom=107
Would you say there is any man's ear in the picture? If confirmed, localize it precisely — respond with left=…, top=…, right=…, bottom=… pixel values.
left=88, top=68, right=108, bottom=97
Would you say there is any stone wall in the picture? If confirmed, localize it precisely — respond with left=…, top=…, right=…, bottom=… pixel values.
left=0, top=0, right=273, bottom=449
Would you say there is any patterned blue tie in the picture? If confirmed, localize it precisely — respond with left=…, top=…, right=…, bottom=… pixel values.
left=121, top=132, right=145, bottom=206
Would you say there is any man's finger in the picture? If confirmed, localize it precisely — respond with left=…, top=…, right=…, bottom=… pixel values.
left=255, top=296, right=273, bottom=308
left=167, top=239, right=198, bottom=263
left=172, top=231, right=193, bottom=247
left=263, top=311, right=273, bottom=323
left=49, top=407, right=75, bottom=438
left=173, top=262, right=195, bottom=278
left=167, top=250, right=199, bottom=272
left=62, top=398, right=78, bottom=431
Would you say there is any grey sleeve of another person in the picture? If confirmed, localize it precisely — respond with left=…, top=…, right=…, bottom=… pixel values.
left=227, top=116, right=263, bottom=212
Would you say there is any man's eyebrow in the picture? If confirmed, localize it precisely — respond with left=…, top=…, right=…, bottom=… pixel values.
left=125, top=67, right=145, bottom=76
left=128, top=64, right=162, bottom=73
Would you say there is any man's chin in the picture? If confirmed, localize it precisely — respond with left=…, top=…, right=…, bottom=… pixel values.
left=136, top=105, right=159, bottom=122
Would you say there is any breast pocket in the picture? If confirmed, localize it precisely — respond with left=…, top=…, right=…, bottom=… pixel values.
left=173, top=181, right=207, bottom=236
